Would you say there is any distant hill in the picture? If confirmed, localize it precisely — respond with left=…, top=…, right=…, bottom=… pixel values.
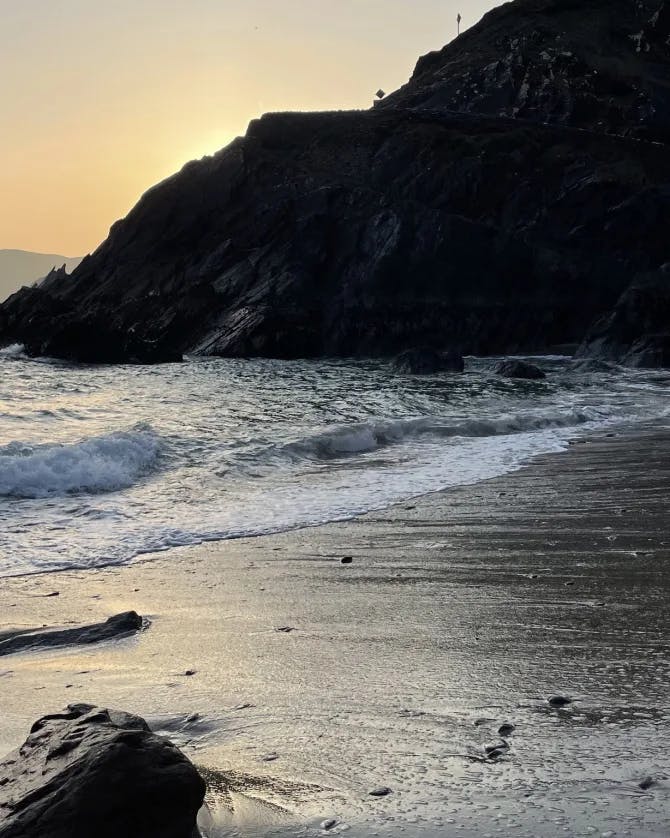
left=0, top=250, right=83, bottom=302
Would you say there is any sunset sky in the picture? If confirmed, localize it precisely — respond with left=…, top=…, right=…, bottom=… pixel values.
left=1, top=0, right=496, bottom=256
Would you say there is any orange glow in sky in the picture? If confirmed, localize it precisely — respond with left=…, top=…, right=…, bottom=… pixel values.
left=1, top=1, right=496, bottom=255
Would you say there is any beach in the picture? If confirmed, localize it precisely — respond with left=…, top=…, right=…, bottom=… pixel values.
left=1, top=426, right=669, bottom=837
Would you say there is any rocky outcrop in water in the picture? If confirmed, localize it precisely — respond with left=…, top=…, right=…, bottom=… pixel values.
left=0, top=704, right=205, bottom=838
left=495, top=360, right=546, bottom=379
left=0, top=0, right=669, bottom=364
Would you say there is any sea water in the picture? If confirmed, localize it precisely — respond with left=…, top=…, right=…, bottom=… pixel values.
left=1, top=348, right=668, bottom=576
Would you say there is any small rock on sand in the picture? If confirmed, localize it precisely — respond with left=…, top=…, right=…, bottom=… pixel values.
left=548, top=695, right=572, bottom=708
left=340, top=556, right=353, bottom=564
left=369, top=786, right=392, bottom=797
left=498, top=723, right=515, bottom=736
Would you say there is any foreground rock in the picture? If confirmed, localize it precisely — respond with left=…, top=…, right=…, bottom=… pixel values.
left=0, top=0, right=669, bottom=363
left=392, top=347, right=464, bottom=374
left=495, top=360, right=546, bottom=380
left=577, top=266, right=670, bottom=367
left=0, top=704, right=205, bottom=838
left=0, top=611, right=144, bottom=657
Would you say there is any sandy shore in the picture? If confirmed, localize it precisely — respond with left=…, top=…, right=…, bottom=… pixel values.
left=1, top=426, right=669, bottom=836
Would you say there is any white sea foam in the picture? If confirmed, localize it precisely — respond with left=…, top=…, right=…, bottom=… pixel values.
left=280, top=407, right=603, bottom=461
left=0, top=425, right=161, bottom=498
left=1, top=355, right=668, bottom=576
left=0, top=343, right=26, bottom=359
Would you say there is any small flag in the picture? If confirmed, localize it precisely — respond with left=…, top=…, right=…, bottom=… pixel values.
left=457, top=13, right=462, bottom=23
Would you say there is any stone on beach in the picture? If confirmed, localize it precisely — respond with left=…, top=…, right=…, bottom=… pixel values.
left=548, top=695, right=573, bottom=708
left=368, top=787, right=392, bottom=797
left=638, top=776, right=657, bottom=790
left=0, top=704, right=205, bottom=838
left=0, top=611, right=144, bottom=657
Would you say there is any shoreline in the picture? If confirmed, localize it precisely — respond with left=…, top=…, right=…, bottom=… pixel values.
left=0, top=415, right=642, bottom=583
left=1, top=424, right=669, bottom=836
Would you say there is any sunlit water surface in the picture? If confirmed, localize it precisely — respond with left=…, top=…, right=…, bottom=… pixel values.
left=1, top=347, right=668, bottom=576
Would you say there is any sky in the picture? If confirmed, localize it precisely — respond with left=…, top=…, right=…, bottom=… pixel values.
left=0, top=0, right=496, bottom=256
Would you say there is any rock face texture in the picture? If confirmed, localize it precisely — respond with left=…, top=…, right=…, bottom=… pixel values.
left=0, top=704, right=205, bottom=838
left=577, top=265, right=670, bottom=366
left=0, top=0, right=669, bottom=364
left=381, top=0, right=670, bottom=142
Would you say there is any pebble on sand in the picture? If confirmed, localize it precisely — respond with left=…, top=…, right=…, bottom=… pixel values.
left=369, top=787, right=392, bottom=797
left=548, top=695, right=572, bottom=708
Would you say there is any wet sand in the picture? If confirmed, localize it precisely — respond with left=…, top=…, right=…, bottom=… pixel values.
left=0, top=426, right=669, bottom=836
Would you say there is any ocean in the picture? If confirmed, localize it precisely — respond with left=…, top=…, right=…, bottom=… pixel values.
left=1, top=345, right=668, bottom=577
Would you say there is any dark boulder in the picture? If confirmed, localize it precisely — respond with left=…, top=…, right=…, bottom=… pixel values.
left=577, top=266, right=670, bottom=367
left=0, top=704, right=205, bottom=838
left=495, top=360, right=546, bottom=379
left=392, top=347, right=464, bottom=374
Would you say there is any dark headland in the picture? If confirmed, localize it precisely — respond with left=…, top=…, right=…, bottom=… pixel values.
left=1, top=0, right=669, bottom=365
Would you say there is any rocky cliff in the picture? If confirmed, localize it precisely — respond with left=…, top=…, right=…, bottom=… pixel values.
left=381, top=0, right=670, bottom=141
left=1, top=0, right=669, bottom=363
left=577, top=264, right=670, bottom=366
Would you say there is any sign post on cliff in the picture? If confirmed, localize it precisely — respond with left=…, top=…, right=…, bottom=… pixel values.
left=457, top=13, right=462, bottom=35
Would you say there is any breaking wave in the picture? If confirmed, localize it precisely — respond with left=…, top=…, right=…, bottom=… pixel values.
left=278, top=407, right=605, bottom=461
left=0, top=425, right=162, bottom=498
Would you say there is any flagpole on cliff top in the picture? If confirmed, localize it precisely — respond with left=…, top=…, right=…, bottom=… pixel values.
left=457, top=13, right=462, bottom=35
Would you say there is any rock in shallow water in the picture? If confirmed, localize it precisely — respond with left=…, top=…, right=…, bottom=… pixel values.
left=0, top=704, right=205, bottom=838
left=495, top=360, right=546, bottom=380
